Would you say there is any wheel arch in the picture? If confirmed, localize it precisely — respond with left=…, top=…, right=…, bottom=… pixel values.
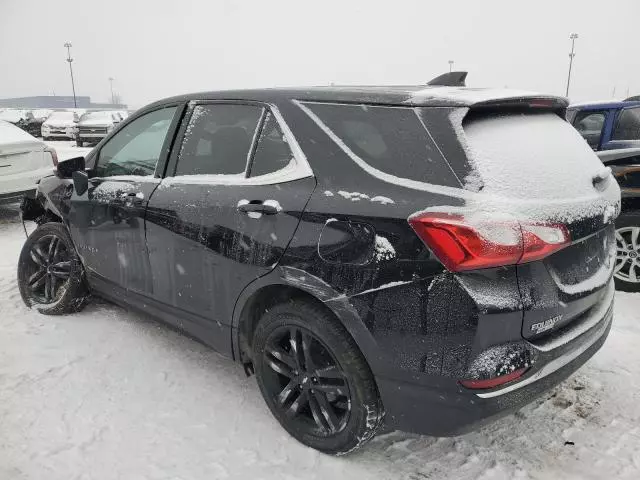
left=232, top=271, right=382, bottom=376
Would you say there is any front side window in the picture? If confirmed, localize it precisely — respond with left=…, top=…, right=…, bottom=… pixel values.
left=248, top=112, right=295, bottom=177
left=612, top=107, right=640, bottom=141
left=573, top=111, right=606, bottom=149
left=95, top=106, right=176, bottom=178
left=176, top=104, right=263, bottom=176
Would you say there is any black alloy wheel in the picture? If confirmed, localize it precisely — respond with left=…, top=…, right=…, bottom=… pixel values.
left=262, top=325, right=351, bottom=436
left=25, top=234, right=72, bottom=304
left=253, top=301, right=383, bottom=454
left=18, top=222, right=89, bottom=314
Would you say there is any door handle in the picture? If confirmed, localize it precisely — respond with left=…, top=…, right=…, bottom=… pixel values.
left=120, top=192, right=144, bottom=200
left=237, top=200, right=280, bottom=215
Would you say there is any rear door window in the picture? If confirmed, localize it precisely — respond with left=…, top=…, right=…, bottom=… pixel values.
left=303, top=103, right=460, bottom=186
left=612, top=107, right=640, bottom=141
left=176, top=104, right=263, bottom=176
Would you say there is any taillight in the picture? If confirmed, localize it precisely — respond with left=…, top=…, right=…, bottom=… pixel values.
left=460, top=367, right=528, bottom=390
left=408, top=212, right=570, bottom=272
left=44, top=146, right=58, bottom=166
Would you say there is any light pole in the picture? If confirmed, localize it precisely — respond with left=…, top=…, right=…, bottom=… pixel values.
left=565, top=33, right=578, bottom=97
left=64, top=42, right=77, bottom=108
left=448, top=60, right=454, bottom=73
left=108, top=77, right=115, bottom=104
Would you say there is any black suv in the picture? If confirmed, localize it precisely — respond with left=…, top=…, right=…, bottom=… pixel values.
left=18, top=85, right=619, bottom=454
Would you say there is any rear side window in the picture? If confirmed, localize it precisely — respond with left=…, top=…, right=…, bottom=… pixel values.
left=304, top=103, right=459, bottom=185
left=612, top=107, right=640, bottom=141
left=248, top=112, right=294, bottom=177
left=176, top=104, right=263, bottom=176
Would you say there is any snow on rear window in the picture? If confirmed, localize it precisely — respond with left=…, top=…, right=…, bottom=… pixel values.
left=462, top=112, right=609, bottom=200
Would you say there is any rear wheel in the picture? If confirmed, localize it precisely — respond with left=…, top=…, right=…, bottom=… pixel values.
left=614, top=212, right=640, bottom=292
left=252, top=300, right=383, bottom=455
left=17, top=222, right=89, bottom=314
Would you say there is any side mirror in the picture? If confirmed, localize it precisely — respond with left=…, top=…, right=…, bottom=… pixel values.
left=72, top=170, right=89, bottom=196
left=56, top=155, right=85, bottom=179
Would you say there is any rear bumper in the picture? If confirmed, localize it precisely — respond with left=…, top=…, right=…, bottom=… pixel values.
left=377, top=285, right=614, bottom=436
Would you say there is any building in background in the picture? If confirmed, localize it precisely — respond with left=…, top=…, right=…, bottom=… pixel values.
left=0, top=96, right=126, bottom=109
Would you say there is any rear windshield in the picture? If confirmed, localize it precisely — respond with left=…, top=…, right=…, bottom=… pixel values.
left=462, top=112, right=606, bottom=199
left=303, top=102, right=460, bottom=186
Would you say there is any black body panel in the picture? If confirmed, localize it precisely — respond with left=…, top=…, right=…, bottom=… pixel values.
left=21, top=85, right=616, bottom=439
left=144, top=177, right=316, bottom=330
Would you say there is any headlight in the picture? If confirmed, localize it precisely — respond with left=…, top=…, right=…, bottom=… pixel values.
left=106, top=124, right=114, bottom=132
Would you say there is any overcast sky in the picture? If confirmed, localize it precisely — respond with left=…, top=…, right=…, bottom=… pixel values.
left=1, top=0, right=638, bottom=107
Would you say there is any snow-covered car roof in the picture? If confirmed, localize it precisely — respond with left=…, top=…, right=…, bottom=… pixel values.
left=149, top=85, right=568, bottom=109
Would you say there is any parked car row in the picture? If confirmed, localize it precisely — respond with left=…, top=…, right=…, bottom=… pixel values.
left=16, top=77, right=621, bottom=454
left=0, top=107, right=132, bottom=143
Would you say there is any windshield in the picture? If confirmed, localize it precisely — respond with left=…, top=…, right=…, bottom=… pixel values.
left=80, top=111, right=113, bottom=122
left=47, top=111, right=77, bottom=123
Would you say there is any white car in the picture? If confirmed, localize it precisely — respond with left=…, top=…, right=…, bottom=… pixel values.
left=41, top=111, right=80, bottom=140
left=76, top=111, right=121, bottom=147
left=0, top=120, right=56, bottom=205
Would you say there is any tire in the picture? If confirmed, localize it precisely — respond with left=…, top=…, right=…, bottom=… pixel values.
left=17, top=222, right=89, bottom=315
left=76, top=139, right=84, bottom=147
left=252, top=300, right=384, bottom=455
left=614, top=211, right=640, bottom=292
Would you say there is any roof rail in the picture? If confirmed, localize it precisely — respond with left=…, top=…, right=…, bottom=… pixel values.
left=427, top=71, right=468, bottom=87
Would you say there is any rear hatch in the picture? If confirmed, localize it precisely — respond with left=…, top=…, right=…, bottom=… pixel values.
left=459, top=105, right=619, bottom=340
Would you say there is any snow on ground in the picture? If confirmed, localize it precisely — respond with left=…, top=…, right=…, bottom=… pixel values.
left=45, top=140, right=92, bottom=162
left=1, top=205, right=640, bottom=480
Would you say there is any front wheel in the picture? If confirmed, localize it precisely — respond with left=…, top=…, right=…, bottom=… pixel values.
left=614, top=212, right=640, bottom=292
left=252, top=300, right=384, bottom=455
left=17, top=222, right=89, bottom=314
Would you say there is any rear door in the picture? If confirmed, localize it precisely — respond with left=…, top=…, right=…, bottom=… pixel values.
left=145, top=102, right=315, bottom=337
left=459, top=109, right=619, bottom=340
left=69, top=105, right=179, bottom=295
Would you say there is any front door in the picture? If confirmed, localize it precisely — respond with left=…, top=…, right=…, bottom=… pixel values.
left=69, top=106, right=179, bottom=295
left=145, top=103, right=315, bottom=338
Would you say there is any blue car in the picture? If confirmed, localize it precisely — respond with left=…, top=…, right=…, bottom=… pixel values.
left=568, top=99, right=640, bottom=292
left=567, top=99, right=640, bottom=151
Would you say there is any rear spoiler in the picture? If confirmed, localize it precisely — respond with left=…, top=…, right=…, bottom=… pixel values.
left=427, top=71, right=468, bottom=87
